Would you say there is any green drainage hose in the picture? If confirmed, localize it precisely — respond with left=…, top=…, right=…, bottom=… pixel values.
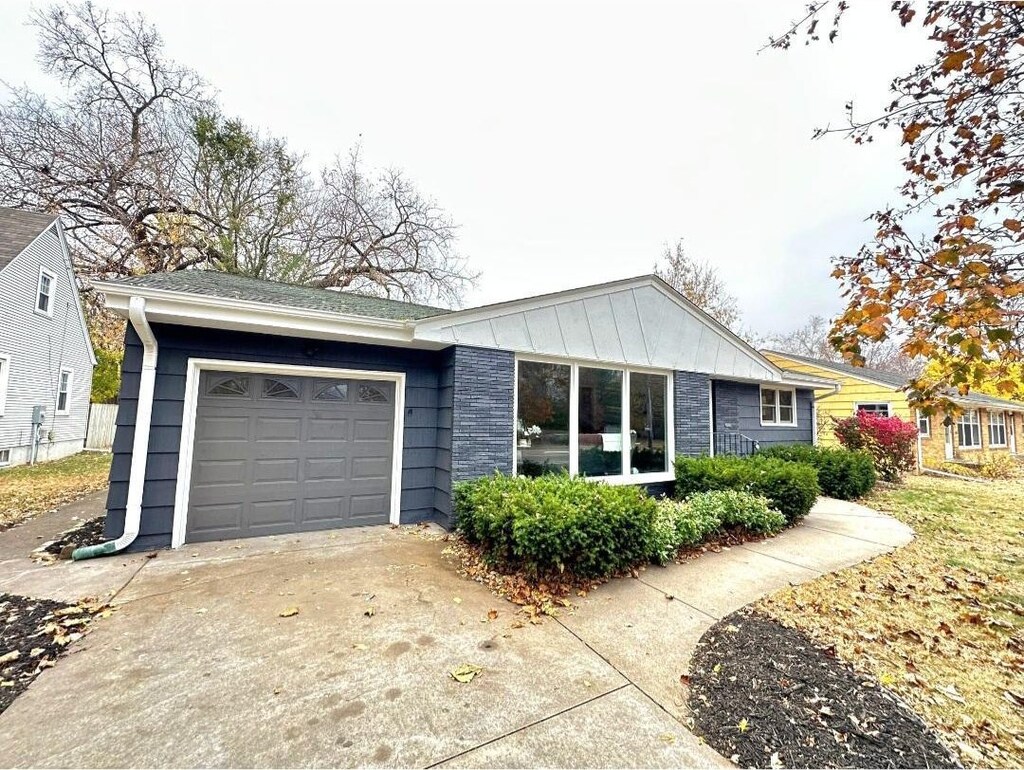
left=72, top=541, right=119, bottom=560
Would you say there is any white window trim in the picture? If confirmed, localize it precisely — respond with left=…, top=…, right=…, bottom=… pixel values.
left=513, top=355, right=676, bottom=484
left=957, top=409, right=982, bottom=450
left=172, top=358, right=406, bottom=549
left=0, top=354, right=10, bottom=417
left=988, top=411, right=1007, bottom=448
left=0, top=448, right=10, bottom=466
left=855, top=402, right=892, bottom=417
left=759, top=386, right=798, bottom=427
left=56, top=367, right=73, bottom=415
left=35, top=266, right=56, bottom=318
left=916, top=410, right=930, bottom=438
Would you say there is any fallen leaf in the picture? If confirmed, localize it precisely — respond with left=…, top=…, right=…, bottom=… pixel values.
left=352, top=643, right=369, bottom=651
left=487, top=609, right=498, bottom=621
left=0, top=650, right=20, bottom=664
left=938, top=683, right=966, bottom=703
left=278, top=607, right=300, bottom=618
left=659, top=733, right=677, bottom=745
left=449, top=663, right=482, bottom=683
left=364, top=606, right=376, bottom=618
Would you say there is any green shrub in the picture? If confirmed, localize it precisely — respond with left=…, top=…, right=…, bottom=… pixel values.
left=454, top=472, right=660, bottom=578
left=673, top=454, right=819, bottom=523
left=686, top=490, right=787, bottom=535
left=758, top=445, right=877, bottom=500
left=649, top=498, right=722, bottom=562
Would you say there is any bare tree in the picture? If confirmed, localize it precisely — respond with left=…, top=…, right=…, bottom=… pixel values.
left=0, top=2, right=475, bottom=306
left=765, top=315, right=922, bottom=377
left=654, top=239, right=740, bottom=329
left=300, top=148, right=476, bottom=305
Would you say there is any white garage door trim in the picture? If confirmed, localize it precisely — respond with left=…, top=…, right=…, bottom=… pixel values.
left=172, top=358, right=406, bottom=548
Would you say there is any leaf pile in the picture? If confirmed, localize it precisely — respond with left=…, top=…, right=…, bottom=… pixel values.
left=760, top=475, right=1024, bottom=767
left=0, top=593, right=111, bottom=714
left=689, top=609, right=959, bottom=769
left=0, top=453, right=111, bottom=531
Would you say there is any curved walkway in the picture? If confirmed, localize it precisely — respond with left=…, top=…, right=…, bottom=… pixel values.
left=0, top=496, right=911, bottom=769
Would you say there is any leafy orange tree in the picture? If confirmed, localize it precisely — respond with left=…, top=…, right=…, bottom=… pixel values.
left=773, top=2, right=1024, bottom=408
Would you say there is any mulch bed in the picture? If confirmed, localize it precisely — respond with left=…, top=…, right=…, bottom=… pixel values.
left=0, top=593, right=108, bottom=715
left=39, top=515, right=106, bottom=559
left=688, top=608, right=961, bottom=769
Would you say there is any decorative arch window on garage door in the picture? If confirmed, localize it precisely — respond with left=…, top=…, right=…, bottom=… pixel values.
left=261, top=377, right=300, bottom=400
left=314, top=381, right=350, bottom=401
left=358, top=384, right=389, bottom=403
left=207, top=375, right=251, bottom=398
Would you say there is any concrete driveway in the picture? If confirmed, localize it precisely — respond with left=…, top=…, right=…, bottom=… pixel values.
left=0, top=496, right=912, bottom=768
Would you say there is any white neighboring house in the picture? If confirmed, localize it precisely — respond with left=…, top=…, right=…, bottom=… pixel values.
left=0, top=207, right=96, bottom=467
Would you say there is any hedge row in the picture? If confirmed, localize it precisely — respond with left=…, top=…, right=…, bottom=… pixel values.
left=454, top=473, right=786, bottom=578
left=674, top=454, right=819, bottom=522
left=757, top=445, right=877, bottom=500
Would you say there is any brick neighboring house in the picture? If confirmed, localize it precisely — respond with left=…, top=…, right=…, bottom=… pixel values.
left=765, top=351, right=1024, bottom=469
left=94, top=271, right=829, bottom=552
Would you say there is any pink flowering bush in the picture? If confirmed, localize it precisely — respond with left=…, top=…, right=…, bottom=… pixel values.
left=832, top=411, right=918, bottom=482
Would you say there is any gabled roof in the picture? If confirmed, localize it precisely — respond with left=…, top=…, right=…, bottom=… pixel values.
left=763, top=350, right=907, bottom=389
left=0, top=207, right=58, bottom=272
left=110, top=271, right=450, bottom=321
left=766, top=349, right=1024, bottom=412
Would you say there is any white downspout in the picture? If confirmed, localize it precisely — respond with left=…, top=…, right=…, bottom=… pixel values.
left=74, top=296, right=157, bottom=559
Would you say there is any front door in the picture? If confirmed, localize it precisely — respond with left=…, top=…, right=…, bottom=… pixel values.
left=944, top=424, right=954, bottom=461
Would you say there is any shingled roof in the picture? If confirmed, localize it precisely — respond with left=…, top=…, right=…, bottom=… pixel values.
left=767, top=350, right=1024, bottom=411
left=109, top=270, right=451, bottom=322
left=0, top=207, right=58, bottom=272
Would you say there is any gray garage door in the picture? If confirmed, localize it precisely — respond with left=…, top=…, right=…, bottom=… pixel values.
left=185, top=370, right=396, bottom=543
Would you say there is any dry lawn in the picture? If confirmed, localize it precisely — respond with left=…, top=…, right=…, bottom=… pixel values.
left=0, top=452, right=111, bottom=530
left=760, top=475, right=1024, bottom=767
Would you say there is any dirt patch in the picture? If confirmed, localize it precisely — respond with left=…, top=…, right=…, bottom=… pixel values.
left=37, top=515, right=107, bottom=560
left=0, top=593, right=111, bottom=715
left=688, top=608, right=960, bottom=769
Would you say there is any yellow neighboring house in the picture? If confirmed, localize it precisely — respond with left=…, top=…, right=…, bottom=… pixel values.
left=763, top=350, right=1024, bottom=468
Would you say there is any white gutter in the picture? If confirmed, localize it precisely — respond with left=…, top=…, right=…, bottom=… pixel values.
left=73, top=296, right=157, bottom=559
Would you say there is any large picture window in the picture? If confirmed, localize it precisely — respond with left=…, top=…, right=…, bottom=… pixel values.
left=515, top=359, right=673, bottom=480
left=629, top=372, right=668, bottom=474
left=957, top=410, right=981, bottom=448
left=578, top=367, right=623, bottom=477
left=516, top=361, right=571, bottom=477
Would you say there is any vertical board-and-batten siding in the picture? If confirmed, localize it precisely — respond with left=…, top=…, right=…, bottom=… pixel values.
left=106, top=324, right=448, bottom=550
left=711, top=380, right=814, bottom=446
left=0, top=224, right=93, bottom=464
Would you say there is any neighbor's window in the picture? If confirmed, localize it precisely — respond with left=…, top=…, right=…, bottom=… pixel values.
left=36, top=268, right=55, bottom=315
left=760, top=387, right=796, bottom=426
left=856, top=402, right=891, bottom=418
left=0, top=354, right=9, bottom=417
left=578, top=367, right=623, bottom=477
left=917, top=412, right=930, bottom=437
left=516, top=360, right=571, bottom=477
left=988, top=411, right=1007, bottom=447
left=0, top=448, right=10, bottom=466
left=629, top=372, right=668, bottom=474
left=56, top=368, right=72, bottom=414
left=957, top=410, right=982, bottom=448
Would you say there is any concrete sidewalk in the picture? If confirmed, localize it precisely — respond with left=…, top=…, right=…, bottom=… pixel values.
left=0, top=496, right=912, bottom=768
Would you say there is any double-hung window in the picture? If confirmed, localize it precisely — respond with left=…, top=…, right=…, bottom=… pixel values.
left=515, top=359, right=672, bottom=480
left=856, top=402, right=891, bottom=417
left=56, top=368, right=72, bottom=415
left=988, top=411, right=1007, bottom=447
left=957, top=410, right=982, bottom=448
left=760, top=387, right=796, bottom=426
left=36, top=267, right=56, bottom=316
left=916, top=411, right=930, bottom=437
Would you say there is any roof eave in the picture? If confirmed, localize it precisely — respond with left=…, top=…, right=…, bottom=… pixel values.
left=95, top=280, right=442, bottom=348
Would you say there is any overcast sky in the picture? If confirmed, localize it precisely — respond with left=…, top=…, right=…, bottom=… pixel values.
left=0, top=1, right=935, bottom=335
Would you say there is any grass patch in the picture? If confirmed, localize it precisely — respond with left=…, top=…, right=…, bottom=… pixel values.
left=0, top=453, right=111, bottom=530
left=759, top=475, right=1024, bottom=768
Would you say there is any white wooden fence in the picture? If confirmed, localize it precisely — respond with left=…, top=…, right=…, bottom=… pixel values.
left=85, top=403, right=118, bottom=450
